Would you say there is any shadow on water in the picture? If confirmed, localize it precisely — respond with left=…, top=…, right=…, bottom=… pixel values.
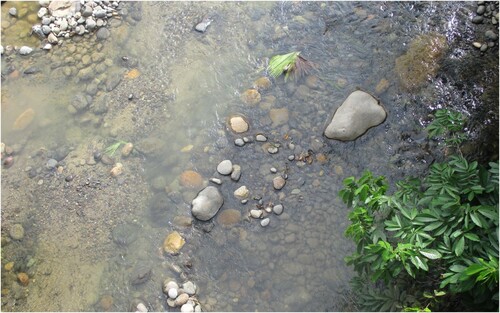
left=1, top=1, right=497, bottom=312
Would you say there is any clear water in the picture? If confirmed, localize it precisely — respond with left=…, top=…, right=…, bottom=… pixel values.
left=1, top=1, right=497, bottom=312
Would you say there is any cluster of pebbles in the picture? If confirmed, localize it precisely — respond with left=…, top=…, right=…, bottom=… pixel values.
left=2, top=0, right=121, bottom=54
left=162, top=279, right=202, bottom=312
left=212, top=158, right=286, bottom=228
left=471, top=1, right=499, bottom=52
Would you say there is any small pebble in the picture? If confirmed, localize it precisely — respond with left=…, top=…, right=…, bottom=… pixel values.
left=243, top=136, right=252, bottom=143
left=217, top=160, right=233, bottom=175
left=210, top=178, right=222, bottom=185
left=250, top=209, right=263, bottom=219
left=65, top=175, right=74, bottom=182
left=270, top=167, right=277, bottom=173
left=480, top=43, right=488, bottom=51
left=273, top=176, right=286, bottom=190
left=273, top=204, right=284, bottom=215
left=46, top=159, right=58, bottom=169
left=267, top=146, right=278, bottom=154
left=260, top=218, right=270, bottom=227
left=288, top=155, right=295, bottom=161
left=8, top=7, right=17, bottom=16
left=234, top=138, right=245, bottom=147
left=168, top=288, right=178, bottom=299
left=256, top=134, right=267, bottom=142
left=19, top=46, right=33, bottom=56
left=473, top=42, right=482, bottom=48
left=231, top=164, right=241, bottom=181
left=241, top=199, right=248, bottom=204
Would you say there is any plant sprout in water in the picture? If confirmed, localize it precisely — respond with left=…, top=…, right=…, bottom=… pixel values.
left=104, top=140, right=127, bottom=156
left=267, top=51, right=315, bottom=82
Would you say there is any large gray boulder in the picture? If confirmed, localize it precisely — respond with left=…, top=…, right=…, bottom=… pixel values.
left=324, top=90, right=387, bottom=141
left=191, top=186, right=224, bottom=221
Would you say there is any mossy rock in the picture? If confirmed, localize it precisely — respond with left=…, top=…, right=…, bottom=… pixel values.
left=395, top=33, right=448, bottom=91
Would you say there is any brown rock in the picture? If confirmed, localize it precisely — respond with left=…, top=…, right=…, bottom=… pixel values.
left=163, top=231, right=185, bottom=254
left=240, top=89, right=261, bottom=105
left=179, top=170, right=204, bottom=189
left=13, top=108, right=35, bottom=130
left=17, top=272, right=29, bottom=286
left=316, top=153, right=328, bottom=164
left=121, top=143, right=134, bottom=157
left=273, top=176, right=286, bottom=190
left=375, top=78, right=390, bottom=95
left=125, top=68, right=141, bottom=79
left=217, top=209, right=241, bottom=226
left=173, top=216, right=193, bottom=227
left=253, top=77, right=272, bottom=91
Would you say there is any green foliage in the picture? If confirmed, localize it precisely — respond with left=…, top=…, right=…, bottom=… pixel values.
left=104, top=140, right=127, bottom=156
left=340, top=109, right=499, bottom=311
left=267, top=51, right=315, bottom=82
left=426, top=109, right=467, bottom=146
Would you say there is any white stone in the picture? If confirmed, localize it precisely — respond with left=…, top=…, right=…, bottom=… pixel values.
left=181, top=303, right=194, bottom=313
left=324, top=90, right=387, bottom=141
left=209, top=178, right=222, bottom=185
left=233, top=186, right=249, bottom=199
left=250, top=209, right=263, bottom=219
left=216, top=160, right=233, bottom=175
left=256, top=134, right=267, bottom=142
left=19, top=46, right=33, bottom=55
left=165, top=280, right=179, bottom=291
left=38, top=7, right=48, bottom=17
left=168, top=288, right=178, bottom=299
left=182, top=281, right=197, bottom=295
left=48, top=33, right=59, bottom=44
left=136, top=303, right=148, bottom=312
left=260, top=218, right=270, bottom=227
left=8, top=7, right=17, bottom=16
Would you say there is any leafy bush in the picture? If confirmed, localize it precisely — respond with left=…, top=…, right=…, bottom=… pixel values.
left=340, top=109, right=499, bottom=311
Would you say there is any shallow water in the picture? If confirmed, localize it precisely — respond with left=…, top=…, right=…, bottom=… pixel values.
left=1, top=1, right=498, bottom=312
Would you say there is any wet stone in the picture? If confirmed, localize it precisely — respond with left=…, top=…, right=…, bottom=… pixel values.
left=230, top=164, right=241, bottom=181
left=255, top=134, right=267, bottom=142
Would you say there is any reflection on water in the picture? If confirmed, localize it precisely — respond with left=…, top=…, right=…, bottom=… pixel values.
left=1, top=1, right=497, bottom=312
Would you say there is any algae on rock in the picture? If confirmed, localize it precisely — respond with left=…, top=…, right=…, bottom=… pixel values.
left=395, top=33, right=448, bottom=91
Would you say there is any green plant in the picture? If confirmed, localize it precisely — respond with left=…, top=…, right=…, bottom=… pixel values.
left=426, top=109, right=467, bottom=147
left=340, top=109, right=499, bottom=311
left=104, top=140, right=127, bottom=156
left=267, top=51, right=314, bottom=81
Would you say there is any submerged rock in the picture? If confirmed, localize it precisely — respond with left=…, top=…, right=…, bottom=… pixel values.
left=395, top=33, right=448, bottom=91
left=191, top=186, right=224, bottom=221
left=324, top=90, right=386, bottom=141
left=163, top=231, right=185, bottom=254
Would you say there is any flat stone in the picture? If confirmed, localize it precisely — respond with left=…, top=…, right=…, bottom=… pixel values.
left=324, top=90, right=386, bottom=141
left=191, top=186, right=224, bottom=221
left=217, top=160, right=233, bottom=175
left=182, top=281, right=197, bottom=295
left=234, top=138, right=245, bottom=146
